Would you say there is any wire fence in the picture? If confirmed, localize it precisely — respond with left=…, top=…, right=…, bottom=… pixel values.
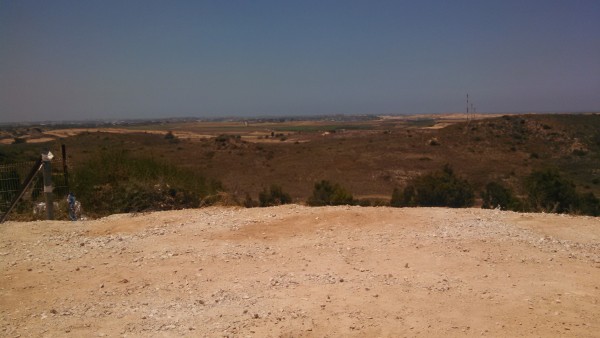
left=0, top=158, right=70, bottom=220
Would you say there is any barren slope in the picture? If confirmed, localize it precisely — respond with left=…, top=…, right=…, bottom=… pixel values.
left=1, top=206, right=599, bottom=337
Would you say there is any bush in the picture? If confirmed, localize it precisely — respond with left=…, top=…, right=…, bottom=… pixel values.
left=164, top=131, right=179, bottom=143
left=164, top=131, right=176, bottom=140
left=578, top=192, right=600, bottom=216
left=392, top=165, right=474, bottom=208
left=307, top=180, right=353, bottom=206
left=243, top=193, right=258, bottom=208
left=481, top=181, right=521, bottom=211
left=525, top=169, right=579, bottom=213
left=357, top=199, right=372, bottom=207
left=71, top=150, right=222, bottom=217
left=215, top=134, right=241, bottom=144
left=391, top=186, right=416, bottom=207
left=258, top=184, right=292, bottom=207
left=356, top=198, right=389, bottom=207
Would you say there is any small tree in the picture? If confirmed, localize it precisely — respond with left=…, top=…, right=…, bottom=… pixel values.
left=307, top=180, right=353, bottom=206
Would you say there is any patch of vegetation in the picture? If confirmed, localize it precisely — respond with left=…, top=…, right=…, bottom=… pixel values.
left=0, top=142, right=45, bottom=164
left=70, top=150, right=222, bottom=217
left=258, top=184, right=292, bottom=207
left=525, top=169, right=579, bottom=213
left=406, top=119, right=436, bottom=127
left=164, top=131, right=179, bottom=143
left=427, top=138, right=440, bottom=146
left=273, top=124, right=370, bottom=132
left=355, top=198, right=389, bottom=207
left=525, top=169, right=599, bottom=215
left=243, top=193, right=259, bottom=208
left=391, top=165, right=474, bottom=208
left=481, top=181, right=522, bottom=211
left=390, top=187, right=410, bottom=207
left=307, top=180, right=353, bottom=206
left=214, top=134, right=241, bottom=144
left=578, top=192, right=600, bottom=216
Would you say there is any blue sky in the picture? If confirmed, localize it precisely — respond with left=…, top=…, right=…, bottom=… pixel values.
left=1, top=0, right=599, bottom=122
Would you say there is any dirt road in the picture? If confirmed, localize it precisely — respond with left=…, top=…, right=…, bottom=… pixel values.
left=1, top=206, right=599, bottom=337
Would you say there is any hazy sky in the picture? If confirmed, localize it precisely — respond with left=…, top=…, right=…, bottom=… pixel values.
left=1, top=1, right=599, bottom=122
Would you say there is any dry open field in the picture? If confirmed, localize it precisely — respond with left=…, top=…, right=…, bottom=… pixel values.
left=1, top=205, right=599, bottom=337
left=2, top=114, right=600, bottom=209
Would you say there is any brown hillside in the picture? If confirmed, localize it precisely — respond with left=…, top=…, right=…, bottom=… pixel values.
left=55, top=114, right=600, bottom=203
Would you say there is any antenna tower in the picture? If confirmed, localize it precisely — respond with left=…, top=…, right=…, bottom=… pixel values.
left=466, top=93, right=469, bottom=122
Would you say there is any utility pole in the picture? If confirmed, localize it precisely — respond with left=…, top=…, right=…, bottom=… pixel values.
left=42, top=149, right=54, bottom=220
left=466, top=93, right=469, bottom=122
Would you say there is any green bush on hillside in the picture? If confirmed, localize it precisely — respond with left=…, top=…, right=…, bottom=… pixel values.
left=525, top=169, right=579, bottom=213
left=391, top=186, right=415, bottom=207
left=481, top=181, right=522, bottom=211
left=70, top=150, right=222, bottom=216
left=578, top=192, right=600, bottom=216
left=307, top=180, right=353, bottom=206
left=164, top=131, right=179, bottom=143
left=391, top=165, right=474, bottom=208
left=525, top=169, right=599, bottom=215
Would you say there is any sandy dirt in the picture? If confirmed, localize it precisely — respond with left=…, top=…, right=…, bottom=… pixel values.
left=1, top=205, right=599, bottom=337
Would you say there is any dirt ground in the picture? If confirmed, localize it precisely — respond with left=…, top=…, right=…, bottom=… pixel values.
left=1, top=205, right=599, bottom=337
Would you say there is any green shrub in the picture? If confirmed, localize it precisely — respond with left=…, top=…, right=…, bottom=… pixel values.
left=357, top=199, right=371, bottom=207
left=392, top=165, right=474, bottom=208
left=258, top=184, right=292, bottom=207
left=578, top=192, right=600, bottom=216
left=70, top=150, right=222, bottom=217
left=215, top=134, right=231, bottom=144
left=391, top=186, right=416, bottom=207
left=164, top=131, right=175, bottom=140
left=481, top=181, right=521, bottom=211
left=164, top=131, right=179, bottom=143
left=525, top=169, right=579, bottom=213
left=307, top=180, right=353, bottom=206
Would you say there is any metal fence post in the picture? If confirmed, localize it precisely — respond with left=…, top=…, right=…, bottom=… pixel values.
left=61, top=144, right=69, bottom=192
left=42, top=149, right=54, bottom=220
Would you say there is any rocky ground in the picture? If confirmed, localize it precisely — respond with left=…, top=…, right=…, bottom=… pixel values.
left=1, top=205, right=599, bottom=337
